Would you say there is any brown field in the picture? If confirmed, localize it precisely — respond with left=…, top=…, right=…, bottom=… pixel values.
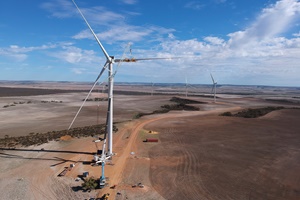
left=0, top=81, right=300, bottom=200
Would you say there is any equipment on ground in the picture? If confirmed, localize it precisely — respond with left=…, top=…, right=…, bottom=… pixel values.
left=145, top=138, right=158, bottom=142
left=110, top=184, right=117, bottom=189
left=99, top=165, right=106, bottom=188
left=101, top=193, right=110, bottom=200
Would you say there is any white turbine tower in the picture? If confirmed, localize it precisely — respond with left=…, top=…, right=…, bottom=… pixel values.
left=210, top=73, right=217, bottom=103
left=70, top=0, right=175, bottom=189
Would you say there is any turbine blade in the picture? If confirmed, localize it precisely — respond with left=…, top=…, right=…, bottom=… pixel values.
left=188, top=84, right=197, bottom=90
left=210, top=73, right=215, bottom=83
left=111, top=42, right=132, bottom=78
left=71, top=0, right=111, bottom=62
left=68, top=62, right=109, bottom=130
left=185, top=75, right=188, bottom=97
left=211, top=85, right=214, bottom=94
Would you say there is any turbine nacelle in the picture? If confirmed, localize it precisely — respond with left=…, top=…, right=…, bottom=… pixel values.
left=115, top=58, right=137, bottom=62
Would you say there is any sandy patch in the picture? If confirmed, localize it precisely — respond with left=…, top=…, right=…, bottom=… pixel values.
left=60, top=135, right=72, bottom=141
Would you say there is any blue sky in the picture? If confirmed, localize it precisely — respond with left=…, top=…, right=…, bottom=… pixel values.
left=1, top=0, right=300, bottom=86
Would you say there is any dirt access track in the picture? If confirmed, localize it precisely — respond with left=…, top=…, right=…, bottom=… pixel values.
left=0, top=83, right=300, bottom=200
left=107, top=108, right=300, bottom=200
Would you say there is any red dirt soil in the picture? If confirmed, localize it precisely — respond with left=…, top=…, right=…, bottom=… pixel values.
left=143, top=109, right=300, bottom=200
left=1, top=83, right=300, bottom=200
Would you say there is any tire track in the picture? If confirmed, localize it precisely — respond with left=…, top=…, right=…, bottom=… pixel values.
left=105, top=107, right=242, bottom=199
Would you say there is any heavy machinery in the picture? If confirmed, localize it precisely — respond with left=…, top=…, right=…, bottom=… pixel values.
left=94, top=131, right=110, bottom=188
left=99, top=161, right=106, bottom=189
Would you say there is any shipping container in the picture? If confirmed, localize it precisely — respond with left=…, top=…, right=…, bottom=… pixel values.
left=145, top=138, right=158, bottom=142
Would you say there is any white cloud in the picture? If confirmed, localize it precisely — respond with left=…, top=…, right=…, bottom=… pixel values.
left=0, top=42, right=101, bottom=65
left=73, top=25, right=175, bottom=43
left=160, top=39, right=205, bottom=56
left=81, top=7, right=125, bottom=26
left=71, top=68, right=86, bottom=74
left=40, top=0, right=300, bottom=86
left=99, top=26, right=151, bottom=42
left=204, top=37, right=225, bottom=45
left=8, top=44, right=57, bottom=53
left=160, top=0, right=299, bottom=84
left=185, top=1, right=205, bottom=10
left=50, top=46, right=101, bottom=64
left=228, top=0, right=300, bottom=49
left=160, top=34, right=300, bottom=62
left=293, top=31, right=300, bottom=37
left=42, top=0, right=124, bottom=26
left=121, top=0, right=138, bottom=5
left=0, top=49, right=27, bottom=61
left=41, top=0, right=75, bottom=18
left=168, top=33, right=176, bottom=40
left=0, top=44, right=57, bottom=61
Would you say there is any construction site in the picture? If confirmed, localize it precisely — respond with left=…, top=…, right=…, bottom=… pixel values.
left=0, top=82, right=300, bottom=200
left=1, top=1, right=300, bottom=199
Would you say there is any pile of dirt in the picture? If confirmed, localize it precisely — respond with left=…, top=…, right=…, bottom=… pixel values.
left=60, top=135, right=72, bottom=141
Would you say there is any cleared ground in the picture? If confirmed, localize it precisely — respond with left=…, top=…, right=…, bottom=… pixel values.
left=145, top=109, right=300, bottom=200
left=0, top=82, right=300, bottom=200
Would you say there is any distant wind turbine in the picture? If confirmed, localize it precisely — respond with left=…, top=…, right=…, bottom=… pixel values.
left=185, top=76, right=188, bottom=97
left=210, top=73, right=217, bottom=103
left=184, top=76, right=198, bottom=97
left=151, top=82, right=155, bottom=96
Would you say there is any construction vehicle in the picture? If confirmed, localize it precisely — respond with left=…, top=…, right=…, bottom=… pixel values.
left=101, top=193, right=110, bottom=200
left=99, top=161, right=106, bottom=189
left=94, top=131, right=109, bottom=189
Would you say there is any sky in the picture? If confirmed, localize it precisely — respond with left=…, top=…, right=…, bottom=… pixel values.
left=1, top=0, right=300, bottom=86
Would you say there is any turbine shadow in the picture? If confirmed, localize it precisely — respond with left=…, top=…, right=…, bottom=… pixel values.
left=0, top=148, right=95, bottom=155
left=0, top=152, right=93, bottom=167
left=0, top=147, right=96, bottom=167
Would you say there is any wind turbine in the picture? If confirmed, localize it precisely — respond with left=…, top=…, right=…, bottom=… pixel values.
left=184, top=76, right=197, bottom=97
left=151, top=82, right=155, bottom=96
left=210, top=73, right=217, bottom=103
left=185, top=76, right=188, bottom=97
left=70, top=0, right=174, bottom=189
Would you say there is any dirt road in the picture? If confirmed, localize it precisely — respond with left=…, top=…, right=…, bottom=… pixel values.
left=97, top=106, right=242, bottom=199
